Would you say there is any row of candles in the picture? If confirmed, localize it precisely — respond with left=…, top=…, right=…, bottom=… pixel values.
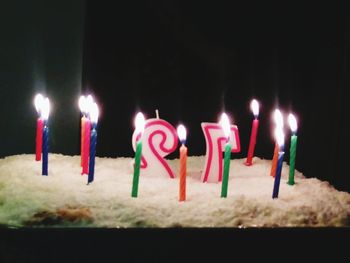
left=34, top=94, right=298, bottom=200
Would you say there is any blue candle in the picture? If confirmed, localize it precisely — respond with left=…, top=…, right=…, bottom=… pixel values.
left=41, top=97, right=50, bottom=176
left=272, top=127, right=285, bottom=199
left=272, top=150, right=284, bottom=198
left=87, top=102, right=99, bottom=184
left=42, top=121, right=49, bottom=176
left=88, top=124, right=97, bottom=184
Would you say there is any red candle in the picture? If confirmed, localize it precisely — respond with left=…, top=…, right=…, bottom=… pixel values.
left=34, top=94, right=44, bottom=161
left=80, top=116, right=86, bottom=166
left=177, top=125, right=187, bottom=202
left=35, top=118, right=43, bottom=161
left=82, top=118, right=91, bottom=175
left=245, top=99, right=260, bottom=166
left=79, top=95, right=91, bottom=167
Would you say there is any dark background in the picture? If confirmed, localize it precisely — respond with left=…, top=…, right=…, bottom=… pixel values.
left=1, top=1, right=350, bottom=260
left=0, top=1, right=349, bottom=191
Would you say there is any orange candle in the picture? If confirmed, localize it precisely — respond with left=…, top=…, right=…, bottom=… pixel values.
left=270, top=109, right=284, bottom=177
left=179, top=145, right=187, bottom=201
left=270, top=143, right=279, bottom=177
left=177, top=125, right=187, bottom=202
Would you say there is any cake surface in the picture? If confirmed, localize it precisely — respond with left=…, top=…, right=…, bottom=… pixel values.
left=0, top=154, right=349, bottom=228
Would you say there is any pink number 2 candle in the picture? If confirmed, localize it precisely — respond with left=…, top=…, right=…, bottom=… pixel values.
left=132, top=118, right=178, bottom=178
left=201, top=120, right=241, bottom=183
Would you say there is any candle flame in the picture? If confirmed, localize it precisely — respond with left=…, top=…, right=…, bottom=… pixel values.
left=34, top=93, right=44, bottom=114
left=251, top=99, right=259, bottom=117
left=78, top=95, right=87, bottom=114
left=41, top=98, right=50, bottom=120
left=177, top=124, right=187, bottom=144
left=135, top=112, right=145, bottom=135
left=275, top=127, right=284, bottom=148
left=220, top=113, right=231, bottom=139
left=273, top=109, right=283, bottom=128
left=288, top=113, right=298, bottom=133
left=90, top=102, right=99, bottom=124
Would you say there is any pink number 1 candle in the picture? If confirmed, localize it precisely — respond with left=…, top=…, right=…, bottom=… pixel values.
left=245, top=99, right=260, bottom=166
left=201, top=121, right=240, bottom=183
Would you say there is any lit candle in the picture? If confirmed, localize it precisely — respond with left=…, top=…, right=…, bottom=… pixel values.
left=82, top=95, right=93, bottom=175
left=34, top=94, right=44, bottom=161
left=131, top=112, right=145, bottom=198
left=287, top=113, right=298, bottom=186
left=272, top=127, right=285, bottom=199
left=41, top=98, right=50, bottom=176
left=220, top=113, right=232, bottom=198
left=270, top=109, right=283, bottom=177
left=177, top=124, right=187, bottom=202
left=245, top=99, right=260, bottom=166
left=79, top=96, right=88, bottom=168
left=88, top=102, right=99, bottom=184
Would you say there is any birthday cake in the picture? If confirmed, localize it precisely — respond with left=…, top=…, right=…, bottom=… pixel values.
left=0, top=154, right=349, bottom=228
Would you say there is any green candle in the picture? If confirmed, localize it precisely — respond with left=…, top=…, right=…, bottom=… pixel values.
left=132, top=140, right=142, bottom=197
left=221, top=142, right=231, bottom=198
left=287, top=134, right=297, bottom=185
left=131, top=112, right=145, bottom=198
left=287, top=113, right=298, bottom=186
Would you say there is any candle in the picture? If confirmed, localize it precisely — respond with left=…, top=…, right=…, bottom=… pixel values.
left=131, top=112, right=145, bottom=198
left=201, top=122, right=240, bottom=183
left=287, top=113, right=298, bottom=186
left=177, top=124, right=187, bottom=202
left=270, top=109, right=283, bottom=177
left=88, top=103, right=99, bottom=184
left=272, top=127, right=285, bottom=198
left=34, top=94, right=44, bottom=161
left=79, top=96, right=88, bottom=167
left=220, top=113, right=232, bottom=198
left=82, top=119, right=91, bottom=175
left=41, top=98, right=50, bottom=176
left=131, top=117, right=178, bottom=178
left=245, top=99, right=260, bottom=166
left=82, top=95, right=93, bottom=175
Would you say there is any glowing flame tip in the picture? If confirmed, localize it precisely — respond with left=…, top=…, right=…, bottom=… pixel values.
left=288, top=113, right=298, bottom=133
left=135, top=112, right=145, bottom=135
left=251, top=99, right=259, bottom=117
left=177, top=124, right=187, bottom=143
left=220, top=113, right=231, bottom=139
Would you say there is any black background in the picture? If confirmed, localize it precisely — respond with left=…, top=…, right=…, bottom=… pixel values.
left=83, top=1, right=350, bottom=192
left=0, top=1, right=349, bottom=192
left=1, top=1, right=350, bottom=260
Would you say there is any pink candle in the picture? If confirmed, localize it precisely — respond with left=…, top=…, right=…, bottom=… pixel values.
left=82, top=117, right=91, bottom=175
left=245, top=99, right=260, bottom=166
left=81, top=95, right=94, bottom=175
left=34, top=94, right=44, bottom=161
left=35, top=118, right=44, bottom=161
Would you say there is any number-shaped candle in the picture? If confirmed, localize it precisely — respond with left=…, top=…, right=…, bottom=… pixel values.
left=201, top=122, right=241, bottom=183
left=132, top=118, right=178, bottom=178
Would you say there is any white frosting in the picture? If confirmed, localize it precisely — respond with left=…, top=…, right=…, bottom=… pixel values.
left=0, top=154, right=349, bottom=227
